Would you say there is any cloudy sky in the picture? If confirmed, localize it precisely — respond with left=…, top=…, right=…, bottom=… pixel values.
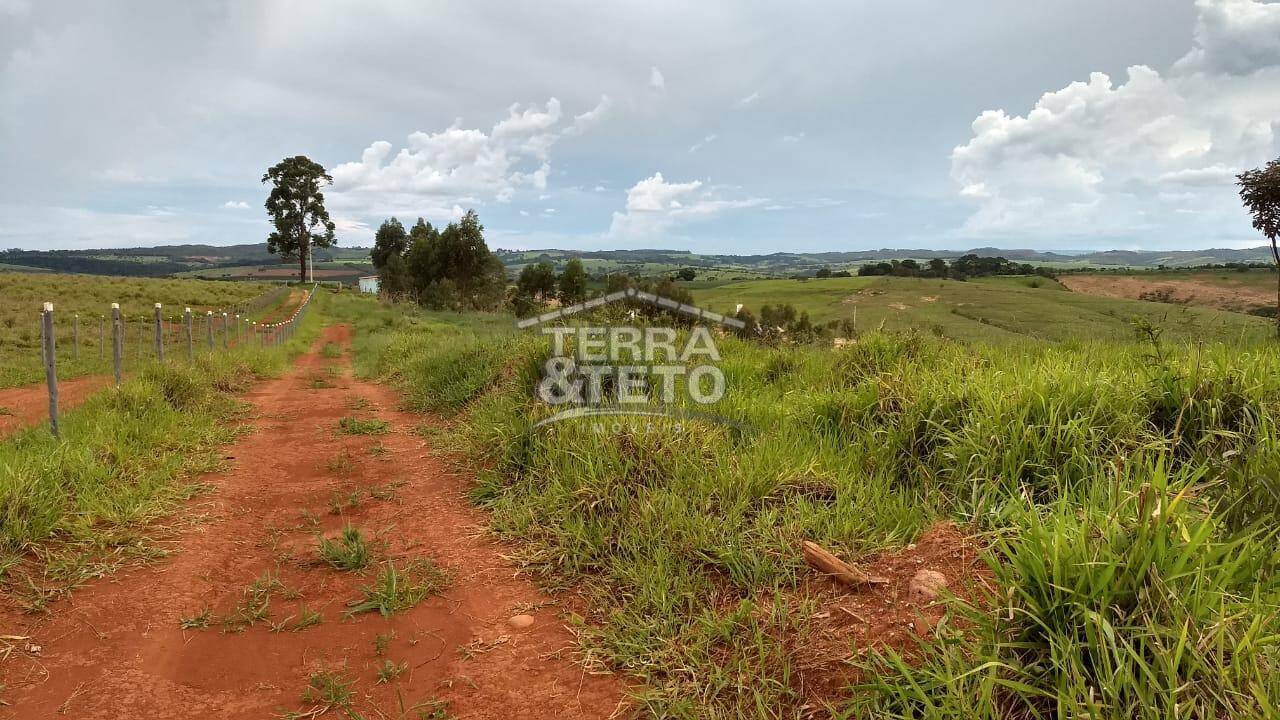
left=2, top=0, right=1278, bottom=253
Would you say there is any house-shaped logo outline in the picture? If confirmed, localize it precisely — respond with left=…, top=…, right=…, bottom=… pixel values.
left=515, top=288, right=745, bottom=329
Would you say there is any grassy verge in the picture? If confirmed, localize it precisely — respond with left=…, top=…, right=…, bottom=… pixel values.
left=0, top=290, right=328, bottom=607
left=344, top=288, right=1280, bottom=719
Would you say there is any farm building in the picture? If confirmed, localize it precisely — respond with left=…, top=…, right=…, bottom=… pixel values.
left=358, top=275, right=380, bottom=294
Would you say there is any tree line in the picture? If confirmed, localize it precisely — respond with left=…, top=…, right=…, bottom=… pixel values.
left=370, top=211, right=507, bottom=310
left=847, top=254, right=1055, bottom=279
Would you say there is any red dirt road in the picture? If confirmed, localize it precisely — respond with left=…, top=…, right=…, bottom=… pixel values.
left=0, top=375, right=112, bottom=438
left=0, top=325, right=622, bottom=719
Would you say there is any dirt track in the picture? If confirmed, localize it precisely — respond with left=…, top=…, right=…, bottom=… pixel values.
left=1060, top=274, right=1273, bottom=313
left=0, top=325, right=622, bottom=719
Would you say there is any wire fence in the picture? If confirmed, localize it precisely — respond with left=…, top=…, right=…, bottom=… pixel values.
left=35, top=283, right=319, bottom=438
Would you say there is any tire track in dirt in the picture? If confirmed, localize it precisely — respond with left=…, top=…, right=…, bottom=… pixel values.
left=0, top=324, right=623, bottom=719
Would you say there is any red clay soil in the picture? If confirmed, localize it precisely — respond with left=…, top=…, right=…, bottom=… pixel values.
left=793, top=522, right=994, bottom=705
left=0, top=375, right=113, bottom=439
left=0, top=325, right=623, bottom=719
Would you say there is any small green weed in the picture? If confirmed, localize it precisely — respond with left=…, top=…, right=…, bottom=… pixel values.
left=317, top=525, right=371, bottom=571
left=307, top=374, right=334, bottom=389
left=328, top=488, right=362, bottom=515
left=325, top=451, right=355, bottom=476
left=179, top=607, right=212, bottom=629
left=346, top=559, right=448, bottom=618
left=338, top=416, right=390, bottom=435
left=295, top=669, right=355, bottom=716
left=375, top=658, right=406, bottom=684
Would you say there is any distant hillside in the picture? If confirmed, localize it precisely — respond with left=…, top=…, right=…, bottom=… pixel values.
left=495, top=246, right=1275, bottom=274
left=1, top=242, right=1271, bottom=280
left=0, top=244, right=372, bottom=278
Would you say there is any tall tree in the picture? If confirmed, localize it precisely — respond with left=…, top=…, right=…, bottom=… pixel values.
left=558, top=257, right=588, bottom=305
left=517, top=261, right=556, bottom=300
left=371, top=217, right=408, bottom=270
left=261, top=156, right=336, bottom=282
left=1238, top=157, right=1280, bottom=336
left=405, top=218, right=441, bottom=298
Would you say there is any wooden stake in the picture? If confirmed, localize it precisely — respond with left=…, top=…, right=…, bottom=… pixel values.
left=42, top=303, right=58, bottom=438
left=153, top=303, right=164, bottom=361
left=111, top=304, right=122, bottom=385
left=802, top=541, right=888, bottom=587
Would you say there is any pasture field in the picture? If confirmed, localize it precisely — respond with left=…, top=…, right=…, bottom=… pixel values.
left=691, top=275, right=1272, bottom=343
left=0, top=272, right=282, bottom=388
left=332, top=290, right=1280, bottom=718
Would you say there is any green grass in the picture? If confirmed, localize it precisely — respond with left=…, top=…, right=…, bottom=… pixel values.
left=0, top=272, right=279, bottom=388
left=292, top=669, right=356, bottom=717
left=0, top=290, right=326, bottom=600
left=692, top=275, right=1271, bottom=344
left=346, top=559, right=449, bottom=618
left=317, top=525, right=371, bottom=571
left=349, top=297, right=1280, bottom=718
left=375, top=658, right=407, bottom=684
left=337, top=416, right=390, bottom=435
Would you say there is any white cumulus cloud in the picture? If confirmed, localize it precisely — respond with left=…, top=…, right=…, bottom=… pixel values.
left=329, top=97, right=606, bottom=222
left=952, top=0, right=1280, bottom=242
left=608, top=172, right=765, bottom=239
left=222, top=200, right=250, bottom=209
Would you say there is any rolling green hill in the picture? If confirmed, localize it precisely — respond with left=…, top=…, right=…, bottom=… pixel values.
left=691, top=275, right=1271, bottom=344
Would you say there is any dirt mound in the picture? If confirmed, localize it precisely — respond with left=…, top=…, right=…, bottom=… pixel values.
left=791, top=522, right=992, bottom=706
left=1061, top=274, right=1273, bottom=314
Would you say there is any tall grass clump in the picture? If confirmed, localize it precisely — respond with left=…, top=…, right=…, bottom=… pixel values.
left=349, top=297, right=1280, bottom=718
left=852, top=461, right=1280, bottom=719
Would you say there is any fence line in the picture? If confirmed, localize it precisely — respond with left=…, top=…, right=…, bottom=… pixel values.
left=35, top=284, right=319, bottom=438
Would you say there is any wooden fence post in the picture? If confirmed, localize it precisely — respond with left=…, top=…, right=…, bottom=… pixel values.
left=42, top=303, right=58, bottom=438
left=111, top=304, right=122, bottom=385
left=73, top=313, right=80, bottom=361
left=206, top=311, right=214, bottom=350
left=153, top=303, right=164, bottom=361
left=185, top=308, right=193, bottom=361
left=222, top=312, right=229, bottom=348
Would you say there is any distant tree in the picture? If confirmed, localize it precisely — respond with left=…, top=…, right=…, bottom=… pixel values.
left=371, top=217, right=408, bottom=270
left=405, top=218, right=440, bottom=299
left=517, top=261, right=557, bottom=301
left=815, top=266, right=833, bottom=278
left=926, top=258, right=949, bottom=278
left=1238, top=157, right=1280, bottom=335
left=558, top=258, right=588, bottom=305
left=676, top=267, right=698, bottom=281
left=261, top=156, right=336, bottom=282
left=398, top=211, right=506, bottom=310
left=381, top=252, right=409, bottom=296
left=605, top=272, right=633, bottom=293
